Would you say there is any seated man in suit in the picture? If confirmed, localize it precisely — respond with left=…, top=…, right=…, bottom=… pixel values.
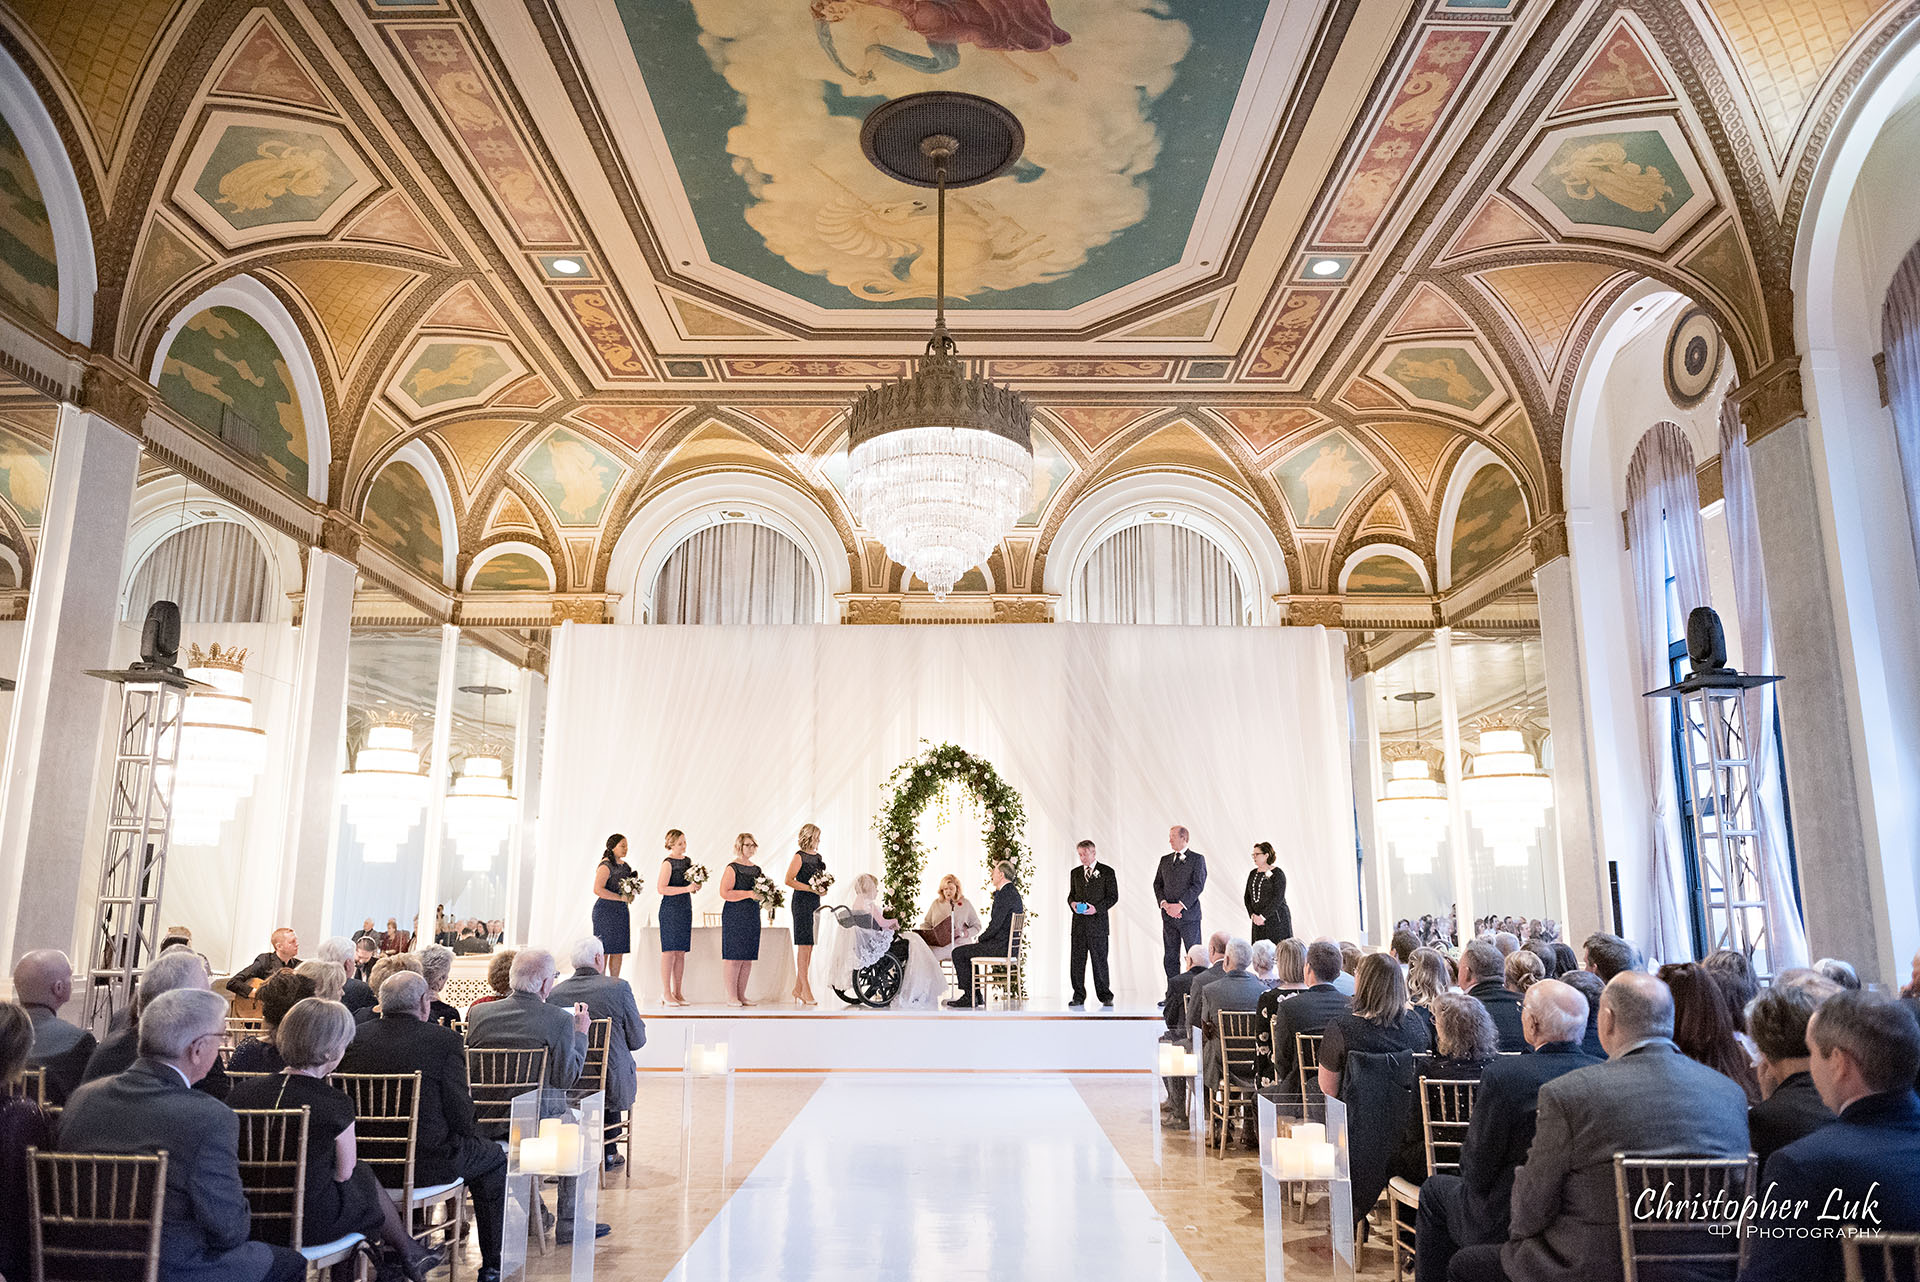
left=1745, top=982, right=1837, bottom=1170
left=1162, top=945, right=1210, bottom=1040
left=223, top=927, right=300, bottom=999
left=1197, top=937, right=1270, bottom=1109
left=314, top=935, right=376, bottom=1014
left=1459, top=939, right=1527, bottom=1053
left=353, top=934, right=379, bottom=982
left=1741, top=991, right=1920, bottom=1282
left=82, top=948, right=230, bottom=1100
left=550, top=935, right=646, bottom=1170
left=1447, top=970, right=1750, bottom=1282
left=1414, top=979, right=1600, bottom=1282
left=354, top=953, right=424, bottom=1024
left=945, top=862, right=1025, bottom=1009
left=60, top=987, right=305, bottom=1282
left=336, top=972, right=509, bottom=1282
left=465, top=947, right=603, bottom=1245
left=1579, top=930, right=1642, bottom=982
left=1270, top=940, right=1352, bottom=1097
left=13, top=948, right=94, bottom=1104
left=1560, top=969, right=1605, bottom=1060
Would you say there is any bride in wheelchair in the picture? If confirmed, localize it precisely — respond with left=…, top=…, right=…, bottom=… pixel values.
left=810, top=873, right=947, bottom=1009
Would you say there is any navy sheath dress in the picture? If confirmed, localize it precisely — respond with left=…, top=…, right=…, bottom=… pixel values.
left=790, top=852, right=826, bottom=946
left=593, top=857, right=634, bottom=954
left=658, top=855, right=693, bottom=953
left=720, top=862, right=763, bottom=962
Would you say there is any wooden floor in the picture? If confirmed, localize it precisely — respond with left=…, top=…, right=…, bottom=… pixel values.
left=432, top=1072, right=1400, bottom=1281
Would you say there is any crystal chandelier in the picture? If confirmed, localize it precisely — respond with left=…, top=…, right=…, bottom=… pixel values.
left=1462, top=723, right=1553, bottom=867
left=170, top=643, right=268, bottom=847
left=844, top=93, right=1034, bottom=599
left=1375, top=691, right=1446, bottom=875
left=445, top=684, right=516, bottom=871
left=341, top=712, right=428, bottom=863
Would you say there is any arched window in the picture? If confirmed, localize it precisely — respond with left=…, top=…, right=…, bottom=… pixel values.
left=124, top=521, right=272, bottom=623
left=1075, top=521, right=1244, bottom=625
left=651, top=521, right=822, bottom=624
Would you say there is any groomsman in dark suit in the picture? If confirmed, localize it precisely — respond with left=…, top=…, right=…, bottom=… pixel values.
left=1153, top=825, right=1206, bottom=986
left=1066, top=840, right=1117, bottom=1009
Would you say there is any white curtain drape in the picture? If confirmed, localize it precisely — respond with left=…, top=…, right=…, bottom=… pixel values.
left=1626, top=422, right=1709, bottom=964
left=1882, top=243, right=1920, bottom=568
left=1718, top=401, right=1809, bottom=972
left=652, top=522, right=820, bottom=624
left=531, top=624, right=1359, bottom=1000
left=125, top=521, right=272, bottom=623
left=1077, top=522, right=1244, bottom=625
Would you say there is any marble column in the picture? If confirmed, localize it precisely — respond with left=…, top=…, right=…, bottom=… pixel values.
left=1534, top=549, right=1608, bottom=937
left=1351, top=669, right=1390, bottom=943
left=277, top=549, right=355, bottom=946
left=505, top=670, right=546, bottom=945
left=1433, top=627, right=1476, bottom=933
left=0, top=405, right=140, bottom=968
left=414, top=623, right=459, bottom=944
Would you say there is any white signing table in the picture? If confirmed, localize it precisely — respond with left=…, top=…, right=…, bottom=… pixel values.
left=634, top=926, right=797, bottom=1005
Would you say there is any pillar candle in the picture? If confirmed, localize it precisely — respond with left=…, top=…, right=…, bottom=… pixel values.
left=1293, top=1122, right=1325, bottom=1147
left=553, top=1122, right=582, bottom=1173
left=1309, top=1144, right=1337, bottom=1179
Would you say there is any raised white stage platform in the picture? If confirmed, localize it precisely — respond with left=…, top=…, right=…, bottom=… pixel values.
left=634, top=1002, right=1161, bottom=1073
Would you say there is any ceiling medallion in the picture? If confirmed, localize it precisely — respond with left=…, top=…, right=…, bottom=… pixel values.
left=845, top=93, right=1034, bottom=600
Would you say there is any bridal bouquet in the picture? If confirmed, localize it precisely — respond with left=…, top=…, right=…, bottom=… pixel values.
left=809, top=871, right=835, bottom=896
left=686, top=864, right=710, bottom=889
left=753, top=879, right=786, bottom=921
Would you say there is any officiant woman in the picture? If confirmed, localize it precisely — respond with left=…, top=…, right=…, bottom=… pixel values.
left=592, top=833, right=635, bottom=978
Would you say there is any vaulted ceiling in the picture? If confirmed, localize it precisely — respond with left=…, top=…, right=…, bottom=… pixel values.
left=0, top=0, right=1904, bottom=619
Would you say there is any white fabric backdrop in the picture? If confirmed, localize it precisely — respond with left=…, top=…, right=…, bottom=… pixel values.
left=532, top=624, right=1359, bottom=1000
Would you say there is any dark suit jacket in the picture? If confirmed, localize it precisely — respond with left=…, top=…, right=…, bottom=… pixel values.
left=83, top=1026, right=230, bottom=1100
left=1178, top=961, right=1227, bottom=1038
left=223, top=951, right=298, bottom=998
left=1163, top=963, right=1207, bottom=1034
left=1468, top=980, right=1528, bottom=1053
left=1747, top=1071, right=1833, bottom=1171
left=1503, top=1041, right=1750, bottom=1282
left=1270, top=983, right=1351, bottom=1095
left=1744, top=1089, right=1920, bottom=1282
left=465, top=991, right=585, bottom=1089
left=1152, top=851, right=1206, bottom=920
left=58, top=1058, right=275, bottom=1282
left=26, top=1005, right=95, bottom=1104
left=1455, top=1040, right=1600, bottom=1238
left=341, top=976, right=376, bottom=1013
left=1579, top=1003, right=1604, bottom=1059
left=334, top=1011, right=482, bottom=1187
left=976, top=882, right=1025, bottom=953
left=1066, top=864, right=1117, bottom=933
left=549, top=968, right=646, bottom=1111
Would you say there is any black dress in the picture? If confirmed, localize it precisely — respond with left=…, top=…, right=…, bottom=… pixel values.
left=0, top=1096, right=54, bottom=1278
left=658, top=856, right=693, bottom=953
left=228, top=1036, right=285, bottom=1074
left=593, top=856, right=634, bottom=955
left=720, top=862, right=763, bottom=961
left=790, top=852, right=826, bottom=946
left=1244, top=866, right=1292, bottom=943
left=226, top=1073, right=386, bottom=1243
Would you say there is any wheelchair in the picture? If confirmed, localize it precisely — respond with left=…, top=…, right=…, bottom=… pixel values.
left=828, top=905, right=913, bottom=1008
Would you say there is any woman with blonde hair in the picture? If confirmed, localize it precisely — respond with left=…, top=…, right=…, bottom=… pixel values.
left=784, top=823, right=829, bottom=1007
left=916, top=872, right=982, bottom=964
left=656, top=829, right=696, bottom=1007
left=295, top=957, right=346, bottom=1004
left=717, top=833, right=766, bottom=1007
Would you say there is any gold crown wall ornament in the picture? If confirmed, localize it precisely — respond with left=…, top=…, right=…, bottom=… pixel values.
left=1382, top=739, right=1443, bottom=773
left=368, top=708, right=420, bottom=730
left=187, top=642, right=249, bottom=672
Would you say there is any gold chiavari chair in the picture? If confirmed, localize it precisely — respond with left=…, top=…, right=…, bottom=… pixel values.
left=1288, top=1031, right=1328, bottom=1223
left=1843, top=1231, right=1920, bottom=1281
left=232, top=1105, right=367, bottom=1275
left=1208, top=1010, right=1264, bottom=1155
left=467, top=1046, right=553, bottom=1254
left=970, top=914, right=1029, bottom=1007
left=582, top=1019, right=633, bottom=1186
left=28, top=1149, right=168, bottom=1282
left=223, top=1016, right=266, bottom=1051
left=330, top=1071, right=466, bottom=1277
left=1387, top=1078, right=1481, bottom=1282
left=1613, top=1153, right=1756, bottom=1282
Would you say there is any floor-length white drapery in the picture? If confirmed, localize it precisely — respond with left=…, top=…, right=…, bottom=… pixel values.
left=651, top=522, right=820, bottom=624
left=1626, top=423, right=1711, bottom=964
left=1076, top=523, right=1244, bottom=625
left=125, top=521, right=272, bottom=622
left=531, top=624, right=1358, bottom=1000
left=1881, top=242, right=1920, bottom=572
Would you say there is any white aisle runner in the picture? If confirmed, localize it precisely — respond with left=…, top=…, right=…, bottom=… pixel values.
left=664, top=1076, right=1204, bottom=1282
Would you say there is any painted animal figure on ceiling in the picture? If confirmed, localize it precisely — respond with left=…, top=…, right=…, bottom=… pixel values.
left=812, top=0, right=1074, bottom=84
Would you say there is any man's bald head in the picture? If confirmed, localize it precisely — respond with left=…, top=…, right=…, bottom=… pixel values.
left=1208, top=931, right=1230, bottom=961
left=1598, top=970, right=1674, bottom=1057
left=1522, top=978, right=1588, bottom=1048
left=12, top=950, right=74, bottom=1010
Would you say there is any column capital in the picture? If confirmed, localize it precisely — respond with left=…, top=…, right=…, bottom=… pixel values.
left=1345, top=638, right=1372, bottom=679
left=77, top=364, right=153, bottom=439
left=1528, top=513, right=1570, bottom=564
left=316, top=511, right=363, bottom=561
left=1731, top=359, right=1805, bottom=443
left=1281, top=597, right=1344, bottom=628
left=550, top=595, right=608, bottom=625
left=844, top=597, right=904, bottom=625
left=991, top=598, right=1055, bottom=624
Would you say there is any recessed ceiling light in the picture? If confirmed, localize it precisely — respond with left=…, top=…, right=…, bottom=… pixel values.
left=550, top=258, right=584, bottom=275
left=1309, top=258, right=1343, bottom=277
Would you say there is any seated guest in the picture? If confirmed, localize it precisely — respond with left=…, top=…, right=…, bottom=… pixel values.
left=295, top=958, right=346, bottom=1004
left=316, top=935, right=375, bottom=1013
left=1390, top=928, right=1420, bottom=965
left=1197, top=938, right=1270, bottom=1105
left=471, top=950, right=517, bottom=1009
left=1319, top=952, right=1432, bottom=1100
left=1272, top=938, right=1308, bottom=992
left=1459, top=939, right=1526, bottom=1053
left=944, top=862, right=1025, bottom=1009
left=1812, top=956, right=1861, bottom=991
left=454, top=925, right=491, bottom=955
left=0, top=1001, right=56, bottom=1281
left=61, top=988, right=305, bottom=1282
left=1492, top=931, right=1521, bottom=958
left=228, top=999, right=440, bottom=1281
left=550, top=936, right=646, bottom=1169
left=1580, top=930, right=1642, bottom=981
left=1250, top=939, right=1279, bottom=987
left=1447, top=971, right=1749, bottom=1282
left=1745, top=982, right=1837, bottom=1169
left=1175, top=932, right=1231, bottom=1041
left=1252, top=941, right=1305, bottom=1083
left=380, top=918, right=410, bottom=955
left=357, top=953, right=424, bottom=1022
left=1504, top=949, right=1544, bottom=995
left=1406, top=947, right=1454, bottom=1044
left=352, top=934, right=378, bottom=982
left=229, top=968, right=316, bottom=1074
left=1414, top=980, right=1598, bottom=1282
left=1660, top=961, right=1762, bottom=1104
left=352, top=917, right=378, bottom=944
left=418, top=945, right=461, bottom=1026
left=1742, top=992, right=1920, bottom=1282
left=1162, top=945, right=1210, bottom=1130
left=1416, top=992, right=1500, bottom=1082
left=1521, top=939, right=1559, bottom=979
left=83, top=949, right=231, bottom=1100
left=1334, top=941, right=1360, bottom=995
left=337, top=973, right=509, bottom=1282
left=1270, top=940, right=1351, bottom=1096
left=13, top=948, right=95, bottom=1104
left=224, top=926, right=301, bottom=999
left=1562, top=969, right=1605, bottom=1059
left=1549, top=941, right=1579, bottom=979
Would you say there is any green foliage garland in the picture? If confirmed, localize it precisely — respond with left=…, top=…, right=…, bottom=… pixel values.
left=873, top=741, right=1032, bottom=924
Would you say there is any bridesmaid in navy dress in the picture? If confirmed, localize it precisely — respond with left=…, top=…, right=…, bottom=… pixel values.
left=655, top=829, right=695, bottom=1007
left=784, top=823, right=828, bottom=1007
left=718, top=833, right=764, bottom=1007
left=591, top=834, right=635, bottom=978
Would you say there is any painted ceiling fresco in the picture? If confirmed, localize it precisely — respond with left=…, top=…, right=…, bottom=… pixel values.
left=1448, top=463, right=1529, bottom=586
left=156, top=306, right=309, bottom=495
left=363, top=460, right=445, bottom=584
left=0, top=113, right=56, bottom=329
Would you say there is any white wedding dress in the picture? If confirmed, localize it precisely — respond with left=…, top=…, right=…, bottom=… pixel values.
left=811, top=895, right=946, bottom=1009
